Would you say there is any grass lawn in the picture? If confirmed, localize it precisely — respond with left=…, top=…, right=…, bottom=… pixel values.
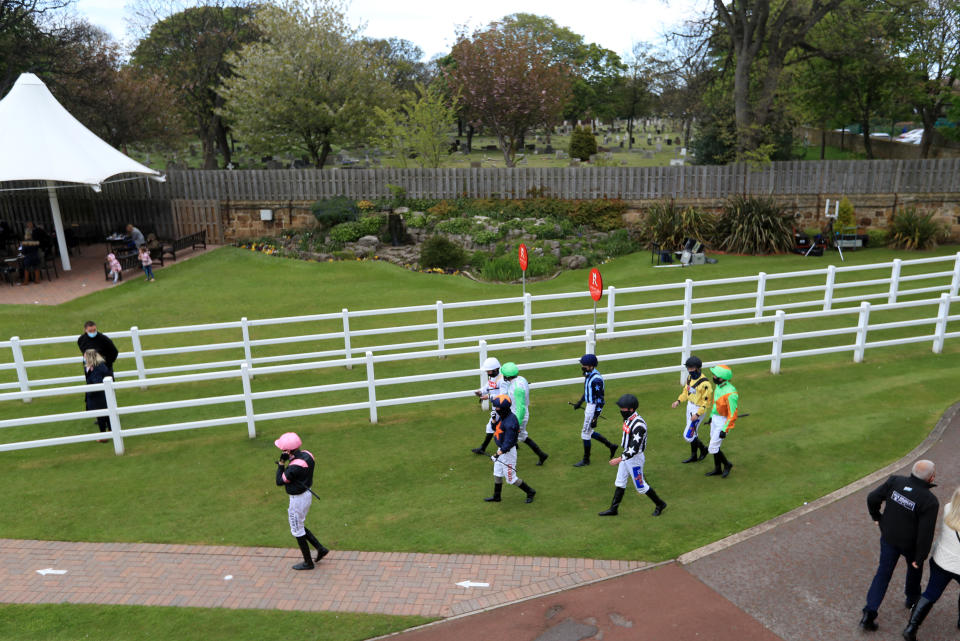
left=0, top=603, right=430, bottom=641
left=1, top=244, right=957, bottom=638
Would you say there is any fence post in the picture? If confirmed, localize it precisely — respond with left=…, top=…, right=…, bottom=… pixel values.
left=478, top=339, right=489, bottom=411
left=755, top=273, right=767, bottom=319
left=365, top=350, right=377, bottom=424
left=10, top=336, right=31, bottom=403
left=436, top=301, right=445, bottom=358
left=342, top=308, right=352, bottom=370
left=933, top=293, right=950, bottom=354
left=240, top=317, right=254, bottom=376
left=585, top=328, right=596, bottom=355
left=130, top=326, right=147, bottom=390
left=523, top=293, right=532, bottom=343
left=606, top=286, right=616, bottom=334
left=683, top=279, right=694, bottom=322
left=770, top=310, right=785, bottom=374
left=241, top=363, right=256, bottom=438
left=681, top=319, right=692, bottom=385
left=103, top=376, right=124, bottom=456
left=823, top=265, right=837, bottom=311
left=950, top=252, right=960, bottom=298
left=854, top=302, right=871, bottom=363
left=887, top=259, right=902, bottom=304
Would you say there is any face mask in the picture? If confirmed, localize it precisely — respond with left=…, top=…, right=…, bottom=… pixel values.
left=689, top=369, right=701, bottom=379
left=86, top=331, right=97, bottom=338
left=581, top=367, right=589, bottom=376
left=620, top=409, right=633, bottom=420
left=713, top=377, right=723, bottom=386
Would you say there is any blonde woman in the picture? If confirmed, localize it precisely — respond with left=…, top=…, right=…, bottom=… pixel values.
left=903, top=486, right=960, bottom=640
left=83, top=349, right=110, bottom=441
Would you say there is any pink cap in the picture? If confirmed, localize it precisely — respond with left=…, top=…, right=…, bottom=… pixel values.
left=274, top=432, right=301, bottom=450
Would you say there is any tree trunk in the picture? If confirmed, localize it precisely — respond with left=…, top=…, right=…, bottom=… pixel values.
left=733, top=53, right=754, bottom=154
left=919, top=112, right=936, bottom=159
left=627, top=117, right=634, bottom=150
left=820, top=129, right=826, bottom=160
left=457, top=118, right=463, bottom=137
left=316, top=140, right=332, bottom=169
left=861, top=119, right=873, bottom=159
left=466, top=124, right=474, bottom=153
left=215, top=118, right=231, bottom=168
left=499, top=133, right=514, bottom=167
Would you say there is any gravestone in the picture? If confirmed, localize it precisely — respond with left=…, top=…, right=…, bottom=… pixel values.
left=656, top=143, right=663, bottom=152
left=470, top=161, right=482, bottom=168
left=545, top=145, right=553, bottom=153
left=266, top=160, right=283, bottom=169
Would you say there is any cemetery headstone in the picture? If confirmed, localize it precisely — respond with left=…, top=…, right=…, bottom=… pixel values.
left=656, top=143, right=663, bottom=152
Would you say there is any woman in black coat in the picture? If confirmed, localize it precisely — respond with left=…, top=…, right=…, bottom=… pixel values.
left=83, top=349, right=111, bottom=441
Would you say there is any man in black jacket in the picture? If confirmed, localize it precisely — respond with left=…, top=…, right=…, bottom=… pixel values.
left=860, top=459, right=939, bottom=631
left=77, top=321, right=119, bottom=376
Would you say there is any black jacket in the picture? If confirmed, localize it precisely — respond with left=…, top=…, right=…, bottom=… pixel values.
left=867, top=474, right=939, bottom=563
left=77, top=332, right=119, bottom=374
left=84, top=363, right=110, bottom=410
left=493, top=413, right=519, bottom=452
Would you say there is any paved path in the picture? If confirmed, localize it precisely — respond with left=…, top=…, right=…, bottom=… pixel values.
left=1, top=402, right=958, bottom=641
left=3, top=242, right=218, bottom=305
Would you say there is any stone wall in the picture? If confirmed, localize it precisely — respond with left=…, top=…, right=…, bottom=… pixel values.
left=222, top=200, right=315, bottom=241
left=622, top=193, right=960, bottom=240
left=218, top=194, right=960, bottom=243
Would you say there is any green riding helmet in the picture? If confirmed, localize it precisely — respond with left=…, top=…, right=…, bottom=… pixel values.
left=501, top=362, right=519, bottom=378
left=710, top=364, right=733, bottom=381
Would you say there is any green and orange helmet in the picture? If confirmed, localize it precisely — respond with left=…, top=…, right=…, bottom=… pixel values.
left=710, top=364, right=733, bottom=381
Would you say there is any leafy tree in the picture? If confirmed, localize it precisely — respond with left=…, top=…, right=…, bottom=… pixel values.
left=374, top=83, right=457, bottom=168
left=569, top=126, right=597, bottom=161
left=898, top=0, right=960, bottom=157
left=218, top=0, right=394, bottom=168
left=446, top=23, right=571, bottom=167
left=710, top=0, right=846, bottom=157
left=130, top=1, right=260, bottom=168
left=362, top=37, right=431, bottom=94
left=0, top=0, right=72, bottom=93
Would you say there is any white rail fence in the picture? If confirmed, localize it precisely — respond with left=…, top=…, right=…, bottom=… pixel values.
left=0, top=290, right=958, bottom=456
left=3, top=254, right=960, bottom=401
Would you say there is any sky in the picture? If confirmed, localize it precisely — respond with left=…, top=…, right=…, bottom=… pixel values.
left=74, top=0, right=707, bottom=60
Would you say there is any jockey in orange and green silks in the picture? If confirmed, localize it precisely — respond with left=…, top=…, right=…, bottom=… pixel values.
left=706, top=364, right=738, bottom=478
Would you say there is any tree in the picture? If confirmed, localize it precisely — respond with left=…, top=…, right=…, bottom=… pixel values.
left=446, top=23, right=571, bottom=167
left=0, top=0, right=72, bottom=92
left=130, top=1, right=260, bottom=168
left=217, top=0, right=394, bottom=168
left=374, top=83, right=457, bottom=168
left=898, top=0, right=960, bottom=157
left=710, top=0, right=846, bottom=157
left=362, top=37, right=431, bottom=94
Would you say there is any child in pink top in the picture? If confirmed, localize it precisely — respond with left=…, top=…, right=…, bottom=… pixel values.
left=106, top=253, right=121, bottom=284
left=138, top=246, right=155, bottom=281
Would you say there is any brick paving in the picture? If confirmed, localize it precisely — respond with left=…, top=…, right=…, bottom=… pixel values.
left=0, top=539, right=645, bottom=618
left=2, top=242, right=218, bottom=306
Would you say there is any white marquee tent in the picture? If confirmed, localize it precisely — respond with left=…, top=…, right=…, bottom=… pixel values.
left=0, top=73, right=164, bottom=270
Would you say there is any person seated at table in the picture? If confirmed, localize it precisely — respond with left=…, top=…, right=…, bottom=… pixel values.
left=19, top=240, right=40, bottom=285
left=126, top=224, right=145, bottom=249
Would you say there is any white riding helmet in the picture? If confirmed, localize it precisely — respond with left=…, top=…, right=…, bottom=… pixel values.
left=481, top=357, right=501, bottom=372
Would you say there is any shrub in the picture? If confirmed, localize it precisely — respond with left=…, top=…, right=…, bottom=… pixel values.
left=356, top=200, right=376, bottom=212
left=420, top=235, right=465, bottom=269
left=328, top=221, right=364, bottom=244
left=426, top=200, right=457, bottom=219
left=435, top=217, right=476, bottom=235
left=311, top=197, right=358, bottom=227
left=386, top=184, right=407, bottom=208
left=604, top=229, right=640, bottom=258
left=407, top=214, right=429, bottom=229
left=468, top=250, right=491, bottom=269
left=568, top=199, right=628, bottom=231
left=867, top=229, right=887, bottom=247
left=712, top=196, right=794, bottom=254
left=837, top=197, right=856, bottom=231
left=357, top=213, right=386, bottom=237
left=471, top=229, right=500, bottom=245
left=332, top=250, right=355, bottom=260
left=569, top=127, right=597, bottom=161
left=642, top=202, right=714, bottom=249
left=887, top=208, right=947, bottom=250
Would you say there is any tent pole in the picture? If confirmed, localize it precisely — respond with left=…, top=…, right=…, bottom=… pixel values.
left=46, top=181, right=71, bottom=271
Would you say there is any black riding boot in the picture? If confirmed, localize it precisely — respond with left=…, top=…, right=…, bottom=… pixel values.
left=574, top=439, right=591, bottom=467
left=517, top=480, right=536, bottom=503
left=860, top=609, right=878, bottom=631
left=718, top=450, right=733, bottom=478
left=902, top=597, right=934, bottom=641
left=705, top=453, right=723, bottom=476
left=525, top=437, right=549, bottom=465
left=646, top=488, right=667, bottom=516
left=472, top=433, right=493, bottom=455
left=598, top=486, right=625, bottom=516
left=304, top=528, right=329, bottom=562
left=292, top=536, right=315, bottom=570
left=484, top=481, right=503, bottom=502
left=591, top=431, right=618, bottom=458
left=695, top=437, right=708, bottom=461
left=681, top=440, right=699, bottom=463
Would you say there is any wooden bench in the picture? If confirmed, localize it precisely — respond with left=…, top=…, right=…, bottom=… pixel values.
left=160, top=230, right=206, bottom=263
